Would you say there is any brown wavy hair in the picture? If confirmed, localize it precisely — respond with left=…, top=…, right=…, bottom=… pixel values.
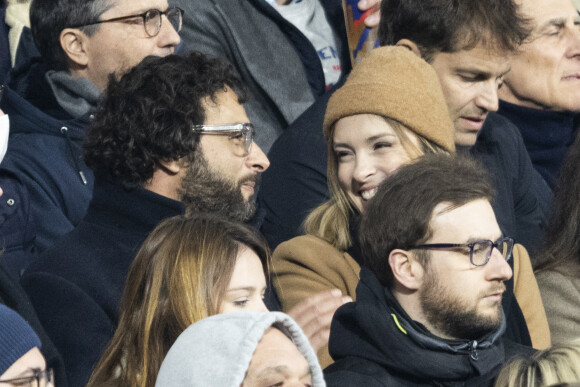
left=86, top=213, right=269, bottom=387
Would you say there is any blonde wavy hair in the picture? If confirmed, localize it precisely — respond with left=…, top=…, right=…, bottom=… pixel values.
left=495, top=340, right=580, bottom=387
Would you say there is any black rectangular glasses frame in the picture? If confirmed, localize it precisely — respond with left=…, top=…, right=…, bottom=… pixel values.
left=410, top=237, right=514, bottom=266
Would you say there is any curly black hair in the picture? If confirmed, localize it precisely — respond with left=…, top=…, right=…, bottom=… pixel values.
left=84, top=52, right=248, bottom=190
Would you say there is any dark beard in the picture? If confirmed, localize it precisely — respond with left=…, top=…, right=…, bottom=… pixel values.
left=178, top=155, right=259, bottom=222
left=420, top=269, right=504, bottom=340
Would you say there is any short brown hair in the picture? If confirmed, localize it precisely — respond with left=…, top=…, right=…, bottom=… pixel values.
left=378, top=0, right=531, bottom=62
left=359, top=154, right=494, bottom=288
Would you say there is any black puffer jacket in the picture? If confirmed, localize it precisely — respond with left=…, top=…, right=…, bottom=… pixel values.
left=324, top=267, right=534, bottom=387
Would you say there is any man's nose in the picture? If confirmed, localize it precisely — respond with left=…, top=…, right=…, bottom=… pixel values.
left=486, top=245, right=513, bottom=282
left=246, top=142, right=270, bottom=172
left=475, top=81, right=499, bottom=113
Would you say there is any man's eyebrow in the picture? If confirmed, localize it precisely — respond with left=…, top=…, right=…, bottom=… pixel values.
left=256, top=365, right=288, bottom=380
left=540, top=17, right=566, bottom=31
left=499, top=66, right=511, bottom=78
left=463, top=234, right=503, bottom=244
left=256, top=365, right=312, bottom=380
left=454, top=68, right=494, bottom=79
left=454, top=65, right=510, bottom=80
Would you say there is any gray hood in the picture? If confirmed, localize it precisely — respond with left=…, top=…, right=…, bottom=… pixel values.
left=155, top=311, right=325, bottom=387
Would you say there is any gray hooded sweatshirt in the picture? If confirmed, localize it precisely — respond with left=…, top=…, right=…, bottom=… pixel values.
left=155, top=311, right=325, bottom=387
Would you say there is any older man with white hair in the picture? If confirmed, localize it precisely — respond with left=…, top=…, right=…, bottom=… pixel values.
left=498, top=0, right=580, bottom=188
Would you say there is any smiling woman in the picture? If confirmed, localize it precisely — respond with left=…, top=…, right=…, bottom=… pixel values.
left=86, top=213, right=270, bottom=387
left=271, top=45, right=455, bottom=367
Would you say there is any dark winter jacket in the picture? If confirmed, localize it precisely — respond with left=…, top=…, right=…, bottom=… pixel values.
left=20, top=180, right=185, bottom=387
left=497, top=100, right=576, bottom=190
left=0, top=5, right=10, bottom=84
left=324, top=267, right=535, bottom=387
left=0, top=69, right=94, bottom=276
left=467, top=113, right=552, bottom=256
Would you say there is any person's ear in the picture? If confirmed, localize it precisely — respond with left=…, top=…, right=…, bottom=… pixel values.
left=388, top=249, right=425, bottom=290
left=395, top=39, right=422, bottom=58
left=60, top=28, right=90, bottom=67
left=158, top=159, right=183, bottom=175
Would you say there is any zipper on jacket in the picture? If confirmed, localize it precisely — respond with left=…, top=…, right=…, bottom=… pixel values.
left=61, top=126, right=88, bottom=185
left=469, top=340, right=479, bottom=361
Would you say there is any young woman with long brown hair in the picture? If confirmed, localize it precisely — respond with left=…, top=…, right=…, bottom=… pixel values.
left=87, top=213, right=269, bottom=387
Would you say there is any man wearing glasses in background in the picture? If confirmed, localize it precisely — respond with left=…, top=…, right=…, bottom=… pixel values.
left=0, top=0, right=182, bottom=276
left=324, top=155, right=534, bottom=386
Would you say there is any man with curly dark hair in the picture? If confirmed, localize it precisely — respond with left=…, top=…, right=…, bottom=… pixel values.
left=82, top=52, right=268, bottom=222
left=19, top=52, right=271, bottom=387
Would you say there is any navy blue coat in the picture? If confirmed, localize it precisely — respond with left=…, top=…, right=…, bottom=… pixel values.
left=0, top=4, right=10, bottom=84
left=0, top=71, right=94, bottom=276
left=497, top=99, right=576, bottom=190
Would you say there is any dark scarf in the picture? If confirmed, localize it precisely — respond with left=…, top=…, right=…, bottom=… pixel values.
left=329, top=267, right=509, bottom=385
left=498, top=100, right=575, bottom=189
left=45, top=70, right=100, bottom=118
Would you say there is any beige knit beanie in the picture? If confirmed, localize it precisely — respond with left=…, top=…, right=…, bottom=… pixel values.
left=323, top=46, right=456, bottom=153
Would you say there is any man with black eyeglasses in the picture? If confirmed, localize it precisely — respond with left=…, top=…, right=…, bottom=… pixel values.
left=0, top=0, right=182, bottom=277
left=324, top=154, right=535, bottom=387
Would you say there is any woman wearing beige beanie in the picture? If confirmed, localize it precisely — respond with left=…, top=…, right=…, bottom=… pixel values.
left=271, top=46, right=456, bottom=368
